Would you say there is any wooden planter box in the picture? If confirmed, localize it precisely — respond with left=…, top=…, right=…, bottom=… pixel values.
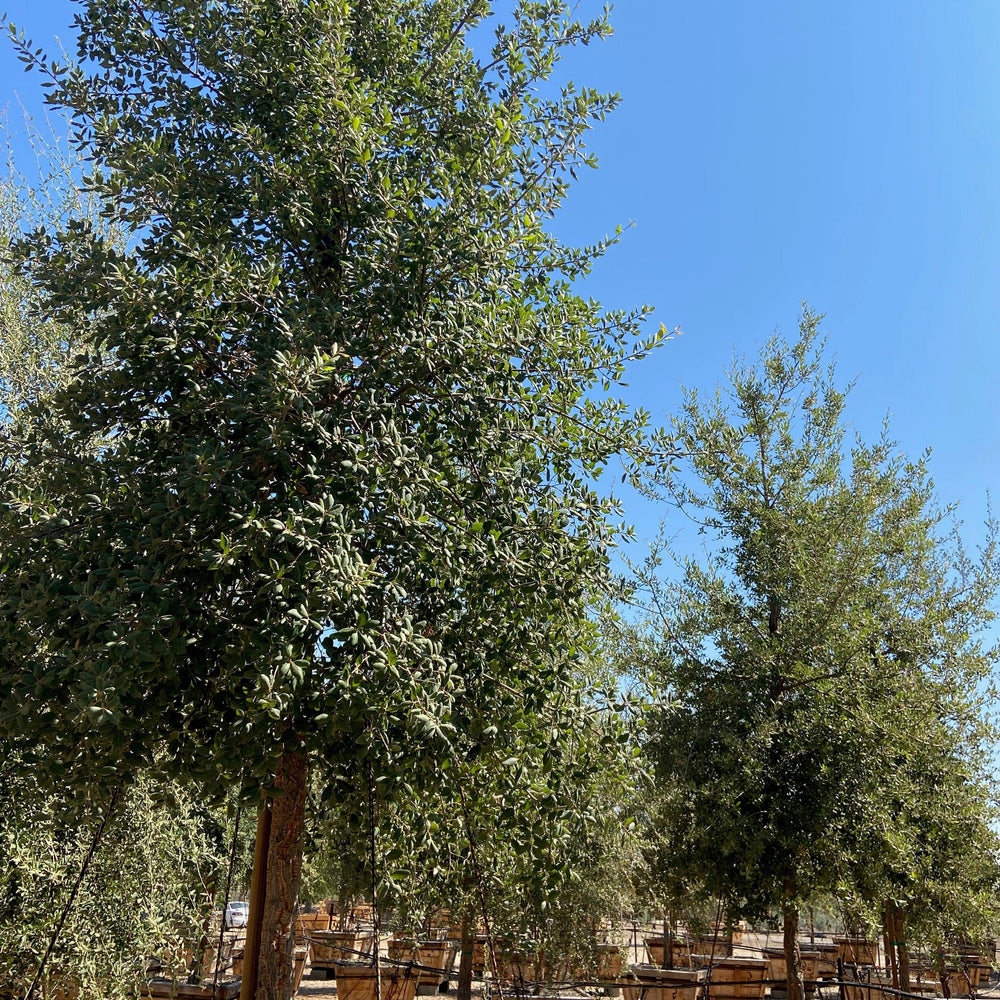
left=389, top=940, right=420, bottom=963
left=227, top=949, right=302, bottom=992
left=296, top=912, right=333, bottom=938
left=388, top=939, right=457, bottom=994
left=914, top=966, right=978, bottom=997
left=309, top=930, right=375, bottom=969
left=498, top=952, right=541, bottom=984
left=624, top=966, right=706, bottom=1000
left=957, top=939, right=996, bottom=968
left=843, top=970, right=891, bottom=1000
left=333, top=963, right=417, bottom=1000
left=762, top=948, right=821, bottom=983
left=630, top=966, right=706, bottom=983
left=34, top=975, right=81, bottom=1000
left=645, top=936, right=667, bottom=967
left=472, top=935, right=495, bottom=975
left=834, top=938, right=878, bottom=968
left=293, top=948, right=307, bottom=995
left=711, top=922, right=745, bottom=946
left=597, top=944, right=625, bottom=981
left=670, top=938, right=733, bottom=967
left=813, top=945, right=839, bottom=979
left=705, top=958, right=768, bottom=1000
left=153, top=942, right=232, bottom=982
left=623, top=983, right=701, bottom=1000
left=138, top=979, right=242, bottom=1000
left=415, top=940, right=458, bottom=993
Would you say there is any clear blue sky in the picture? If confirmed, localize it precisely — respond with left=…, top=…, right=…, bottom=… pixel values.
left=3, top=1, right=999, bottom=558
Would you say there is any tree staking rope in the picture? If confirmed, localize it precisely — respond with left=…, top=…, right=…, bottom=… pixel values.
left=26, top=785, right=122, bottom=1000
left=458, top=785, right=504, bottom=1000
left=212, top=805, right=243, bottom=1000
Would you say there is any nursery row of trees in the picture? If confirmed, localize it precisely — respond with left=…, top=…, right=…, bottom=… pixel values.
left=1, top=3, right=998, bottom=1000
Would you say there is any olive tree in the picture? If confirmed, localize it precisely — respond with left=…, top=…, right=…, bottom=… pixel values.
left=0, top=768, right=248, bottom=1000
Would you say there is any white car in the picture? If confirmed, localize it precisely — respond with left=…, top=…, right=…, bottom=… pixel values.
left=224, top=901, right=250, bottom=929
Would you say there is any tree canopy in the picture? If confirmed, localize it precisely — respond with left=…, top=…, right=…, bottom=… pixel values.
left=0, top=0, right=659, bottom=801
left=0, top=4, right=659, bottom=997
left=632, top=310, right=1000, bottom=998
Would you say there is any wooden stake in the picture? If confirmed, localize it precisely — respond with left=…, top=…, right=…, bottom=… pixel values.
left=240, top=804, right=272, bottom=1000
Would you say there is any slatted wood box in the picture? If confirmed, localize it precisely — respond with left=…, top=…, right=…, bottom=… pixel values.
left=705, top=957, right=769, bottom=1000
left=333, top=963, right=417, bottom=1000
left=309, top=930, right=375, bottom=970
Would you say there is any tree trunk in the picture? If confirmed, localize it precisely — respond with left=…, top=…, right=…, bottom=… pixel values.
left=883, top=902, right=897, bottom=990
left=191, top=875, right=218, bottom=984
left=241, top=750, right=309, bottom=1000
left=783, top=903, right=804, bottom=1000
left=936, top=948, right=950, bottom=1000
left=241, top=806, right=272, bottom=1000
left=892, top=903, right=910, bottom=993
left=456, top=908, right=475, bottom=1000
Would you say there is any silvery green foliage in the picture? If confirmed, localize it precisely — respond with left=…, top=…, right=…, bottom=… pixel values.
left=0, top=774, right=242, bottom=1000
left=0, top=116, right=116, bottom=425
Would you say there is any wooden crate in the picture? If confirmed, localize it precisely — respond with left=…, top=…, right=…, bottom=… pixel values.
left=624, top=966, right=706, bottom=1000
left=843, top=971, right=891, bottom=1000
left=706, top=958, right=768, bottom=1000
left=834, top=938, right=878, bottom=968
left=309, top=930, right=375, bottom=969
left=334, top=963, right=417, bottom=1000
left=813, top=944, right=839, bottom=978
left=762, top=948, right=820, bottom=983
